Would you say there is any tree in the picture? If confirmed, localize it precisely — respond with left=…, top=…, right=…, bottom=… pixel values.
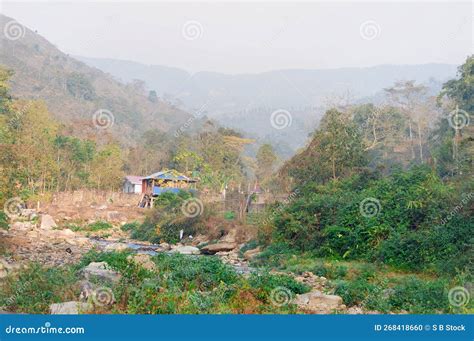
left=281, top=109, right=366, bottom=185
left=256, top=144, right=277, bottom=181
left=384, top=81, right=431, bottom=163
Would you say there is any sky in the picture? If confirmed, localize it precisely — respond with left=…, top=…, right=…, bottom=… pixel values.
left=1, top=1, right=472, bottom=74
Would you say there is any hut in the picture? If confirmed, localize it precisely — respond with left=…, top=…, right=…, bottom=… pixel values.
left=123, top=176, right=144, bottom=193
left=138, top=170, right=198, bottom=207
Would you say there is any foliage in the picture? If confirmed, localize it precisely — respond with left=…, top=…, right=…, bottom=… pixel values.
left=121, top=221, right=140, bottom=232
left=270, top=166, right=472, bottom=274
left=0, top=264, right=79, bottom=313
left=0, top=211, right=9, bottom=230
left=129, top=192, right=205, bottom=244
left=87, top=221, right=113, bottom=231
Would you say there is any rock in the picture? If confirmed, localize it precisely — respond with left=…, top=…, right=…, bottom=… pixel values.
left=294, top=271, right=326, bottom=291
left=40, top=214, right=57, bottom=230
left=243, top=247, right=261, bottom=261
left=221, top=229, right=237, bottom=244
left=50, top=301, right=92, bottom=314
left=57, top=229, right=76, bottom=238
left=127, top=254, right=157, bottom=271
left=78, top=280, right=94, bottom=301
left=159, top=242, right=171, bottom=251
left=21, top=209, right=37, bottom=220
left=11, top=221, right=34, bottom=231
left=200, top=242, right=237, bottom=255
left=82, top=262, right=121, bottom=283
left=171, top=245, right=201, bottom=255
left=294, top=290, right=344, bottom=314
left=104, top=243, right=130, bottom=252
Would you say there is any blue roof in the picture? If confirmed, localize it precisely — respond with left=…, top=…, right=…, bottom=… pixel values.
left=144, top=170, right=195, bottom=182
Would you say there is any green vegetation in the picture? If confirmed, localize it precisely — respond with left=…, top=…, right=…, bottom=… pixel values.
left=87, top=221, right=113, bottom=231
left=0, top=251, right=303, bottom=314
left=267, top=166, right=471, bottom=274
left=128, top=191, right=206, bottom=244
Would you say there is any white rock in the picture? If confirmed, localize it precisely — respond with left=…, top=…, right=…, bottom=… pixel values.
left=50, top=301, right=92, bottom=314
left=82, top=262, right=121, bottom=283
left=40, top=214, right=57, bottom=230
left=127, top=254, right=157, bottom=271
left=171, top=245, right=200, bottom=255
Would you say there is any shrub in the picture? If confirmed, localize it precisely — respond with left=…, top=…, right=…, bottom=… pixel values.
left=131, top=192, right=205, bottom=244
left=0, top=211, right=8, bottom=230
left=0, top=264, right=79, bottom=313
left=388, top=276, right=449, bottom=313
left=248, top=272, right=310, bottom=302
left=121, top=221, right=140, bottom=232
left=88, top=221, right=113, bottom=231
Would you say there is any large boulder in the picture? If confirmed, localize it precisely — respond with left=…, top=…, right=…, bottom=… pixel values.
left=82, top=262, right=121, bottom=283
left=200, top=242, right=237, bottom=255
left=40, top=214, right=57, bottom=230
left=243, top=247, right=261, bottom=261
left=171, top=245, right=201, bottom=255
left=50, top=301, right=92, bottom=314
left=127, top=254, right=157, bottom=271
left=293, top=290, right=344, bottom=314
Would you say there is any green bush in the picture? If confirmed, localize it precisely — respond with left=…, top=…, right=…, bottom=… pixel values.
left=388, top=276, right=449, bottom=313
left=248, top=272, right=310, bottom=302
left=0, top=211, right=8, bottom=230
left=88, top=221, right=113, bottom=231
left=271, top=166, right=470, bottom=274
left=121, top=221, right=140, bottom=232
left=0, top=264, right=79, bottom=313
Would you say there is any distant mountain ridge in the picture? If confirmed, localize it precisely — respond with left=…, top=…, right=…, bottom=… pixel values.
left=77, top=56, right=457, bottom=156
left=76, top=56, right=457, bottom=111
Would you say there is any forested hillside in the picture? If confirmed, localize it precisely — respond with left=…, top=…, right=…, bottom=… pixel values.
left=0, top=14, right=191, bottom=146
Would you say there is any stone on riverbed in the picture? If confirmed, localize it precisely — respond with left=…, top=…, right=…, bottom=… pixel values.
left=243, top=247, right=261, bottom=261
left=200, top=242, right=236, bottom=255
left=40, top=214, right=57, bottom=230
left=50, top=301, right=92, bottom=314
left=82, top=262, right=121, bottom=283
left=293, top=290, right=344, bottom=314
left=170, top=245, right=200, bottom=255
left=127, top=254, right=157, bottom=271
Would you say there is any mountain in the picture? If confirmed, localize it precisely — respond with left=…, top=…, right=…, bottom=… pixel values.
left=0, top=14, right=192, bottom=145
left=77, top=56, right=457, bottom=156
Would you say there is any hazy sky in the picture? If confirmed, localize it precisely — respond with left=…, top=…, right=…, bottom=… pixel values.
left=1, top=1, right=472, bottom=73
